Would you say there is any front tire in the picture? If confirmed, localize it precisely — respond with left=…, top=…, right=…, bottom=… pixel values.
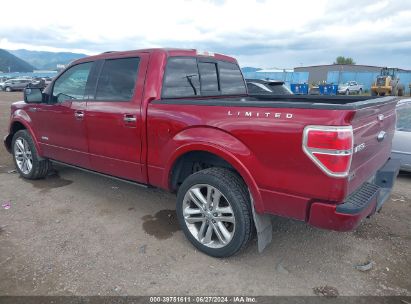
left=5, top=87, right=12, bottom=92
left=12, top=130, right=50, bottom=179
left=176, top=168, right=253, bottom=257
left=345, top=89, right=350, bottom=95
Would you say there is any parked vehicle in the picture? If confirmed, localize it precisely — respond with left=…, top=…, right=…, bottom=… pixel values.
left=4, top=49, right=400, bottom=257
left=308, top=85, right=320, bottom=95
left=246, top=79, right=293, bottom=95
left=0, top=77, right=9, bottom=89
left=29, top=78, right=49, bottom=89
left=1, top=78, right=32, bottom=92
left=338, top=81, right=364, bottom=95
left=371, top=68, right=404, bottom=96
left=391, top=99, right=411, bottom=172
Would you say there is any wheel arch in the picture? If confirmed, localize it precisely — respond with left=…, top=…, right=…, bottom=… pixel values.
left=6, top=117, right=43, bottom=156
left=165, top=142, right=263, bottom=213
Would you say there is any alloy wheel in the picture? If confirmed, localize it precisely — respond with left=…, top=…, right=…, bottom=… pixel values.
left=14, top=137, right=33, bottom=174
left=182, top=184, right=235, bottom=248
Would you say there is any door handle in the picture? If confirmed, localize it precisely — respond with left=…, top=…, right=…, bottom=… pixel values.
left=28, top=107, right=38, bottom=112
left=74, top=111, right=84, bottom=119
left=123, top=114, right=137, bottom=123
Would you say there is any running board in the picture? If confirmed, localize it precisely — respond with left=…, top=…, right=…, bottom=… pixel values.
left=50, top=160, right=150, bottom=188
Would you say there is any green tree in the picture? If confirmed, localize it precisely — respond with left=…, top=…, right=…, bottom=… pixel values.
left=334, top=56, right=356, bottom=65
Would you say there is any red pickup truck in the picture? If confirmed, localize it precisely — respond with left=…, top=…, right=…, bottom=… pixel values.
left=4, top=49, right=400, bottom=257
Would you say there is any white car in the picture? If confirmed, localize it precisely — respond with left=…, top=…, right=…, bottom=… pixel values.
left=391, top=99, right=411, bottom=172
left=338, top=81, right=364, bottom=95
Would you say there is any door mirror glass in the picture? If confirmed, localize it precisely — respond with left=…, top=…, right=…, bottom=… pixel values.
left=24, top=88, right=43, bottom=103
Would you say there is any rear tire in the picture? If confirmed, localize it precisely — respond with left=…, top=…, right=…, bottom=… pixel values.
left=5, top=87, right=12, bottom=92
left=176, top=167, right=253, bottom=257
left=12, top=130, right=50, bottom=179
left=359, top=88, right=363, bottom=95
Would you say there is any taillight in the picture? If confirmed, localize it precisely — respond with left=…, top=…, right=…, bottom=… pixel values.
left=303, top=126, right=353, bottom=177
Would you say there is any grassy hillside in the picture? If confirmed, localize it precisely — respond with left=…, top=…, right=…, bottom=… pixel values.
left=10, top=49, right=87, bottom=70
left=0, top=49, right=34, bottom=72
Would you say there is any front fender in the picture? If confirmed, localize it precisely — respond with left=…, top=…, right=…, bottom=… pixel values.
left=163, top=127, right=264, bottom=212
left=8, top=110, right=43, bottom=157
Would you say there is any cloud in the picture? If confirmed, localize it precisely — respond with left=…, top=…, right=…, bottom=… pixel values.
left=0, top=0, right=410, bottom=68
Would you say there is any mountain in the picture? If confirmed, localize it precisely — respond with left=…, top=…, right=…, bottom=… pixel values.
left=241, top=67, right=262, bottom=73
left=0, top=49, right=34, bottom=72
left=9, top=49, right=87, bottom=70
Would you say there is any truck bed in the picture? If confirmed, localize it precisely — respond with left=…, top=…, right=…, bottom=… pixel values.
left=156, top=95, right=397, bottom=110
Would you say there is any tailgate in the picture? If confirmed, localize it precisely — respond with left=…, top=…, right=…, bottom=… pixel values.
left=347, top=98, right=398, bottom=195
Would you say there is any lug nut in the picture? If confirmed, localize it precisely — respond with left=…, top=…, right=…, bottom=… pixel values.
left=212, top=219, right=216, bottom=223
left=213, top=213, right=217, bottom=217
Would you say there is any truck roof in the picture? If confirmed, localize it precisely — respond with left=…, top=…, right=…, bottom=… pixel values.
left=74, top=48, right=238, bottom=65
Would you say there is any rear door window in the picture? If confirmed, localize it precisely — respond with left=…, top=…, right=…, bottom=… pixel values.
left=95, top=57, right=140, bottom=101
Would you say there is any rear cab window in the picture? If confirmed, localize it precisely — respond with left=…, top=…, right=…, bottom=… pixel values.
left=162, top=57, right=246, bottom=99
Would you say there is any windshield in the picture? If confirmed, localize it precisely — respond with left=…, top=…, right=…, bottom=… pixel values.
left=396, top=102, right=411, bottom=132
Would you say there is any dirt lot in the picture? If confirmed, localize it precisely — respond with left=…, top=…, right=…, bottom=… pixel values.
left=0, top=91, right=410, bottom=296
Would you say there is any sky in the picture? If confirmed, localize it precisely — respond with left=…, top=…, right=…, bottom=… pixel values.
left=0, top=0, right=410, bottom=69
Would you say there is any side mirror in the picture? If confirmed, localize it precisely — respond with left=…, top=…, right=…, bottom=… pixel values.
left=24, top=88, right=43, bottom=103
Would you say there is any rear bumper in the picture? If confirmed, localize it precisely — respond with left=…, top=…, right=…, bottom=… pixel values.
left=308, top=158, right=400, bottom=231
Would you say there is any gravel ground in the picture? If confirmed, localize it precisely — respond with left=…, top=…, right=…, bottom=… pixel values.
left=0, top=91, right=410, bottom=296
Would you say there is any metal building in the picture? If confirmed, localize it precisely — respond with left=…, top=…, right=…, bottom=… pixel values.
left=294, top=64, right=384, bottom=85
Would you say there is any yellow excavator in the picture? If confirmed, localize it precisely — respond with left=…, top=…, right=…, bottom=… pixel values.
left=371, top=67, right=404, bottom=96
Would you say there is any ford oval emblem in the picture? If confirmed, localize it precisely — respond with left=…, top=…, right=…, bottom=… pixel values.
left=377, top=131, right=386, bottom=142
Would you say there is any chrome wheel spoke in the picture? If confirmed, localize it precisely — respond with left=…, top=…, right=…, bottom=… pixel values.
left=189, top=188, right=207, bottom=209
left=22, top=159, right=28, bottom=172
left=26, top=158, right=33, bottom=171
left=198, top=221, right=208, bottom=240
left=216, top=221, right=231, bottom=242
left=202, top=224, right=213, bottom=244
left=216, top=206, right=233, bottom=214
left=15, top=155, right=24, bottom=162
left=185, top=216, right=205, bottom=224
left=212, top=223, right=227, bottom=245
left=184, top=207, right=202, bottom=215
left=16, top=139, right=24, bottom=151
left=215, top=215, right=235, bottom=223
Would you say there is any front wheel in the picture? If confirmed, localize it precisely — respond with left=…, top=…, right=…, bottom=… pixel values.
left=12, top=130, right=50, bottom=179
left=176, top=168, right=253, bottom=257
left=5, top=87, right=12, bottom=92
left=345, top=89, right=350, bottom=95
